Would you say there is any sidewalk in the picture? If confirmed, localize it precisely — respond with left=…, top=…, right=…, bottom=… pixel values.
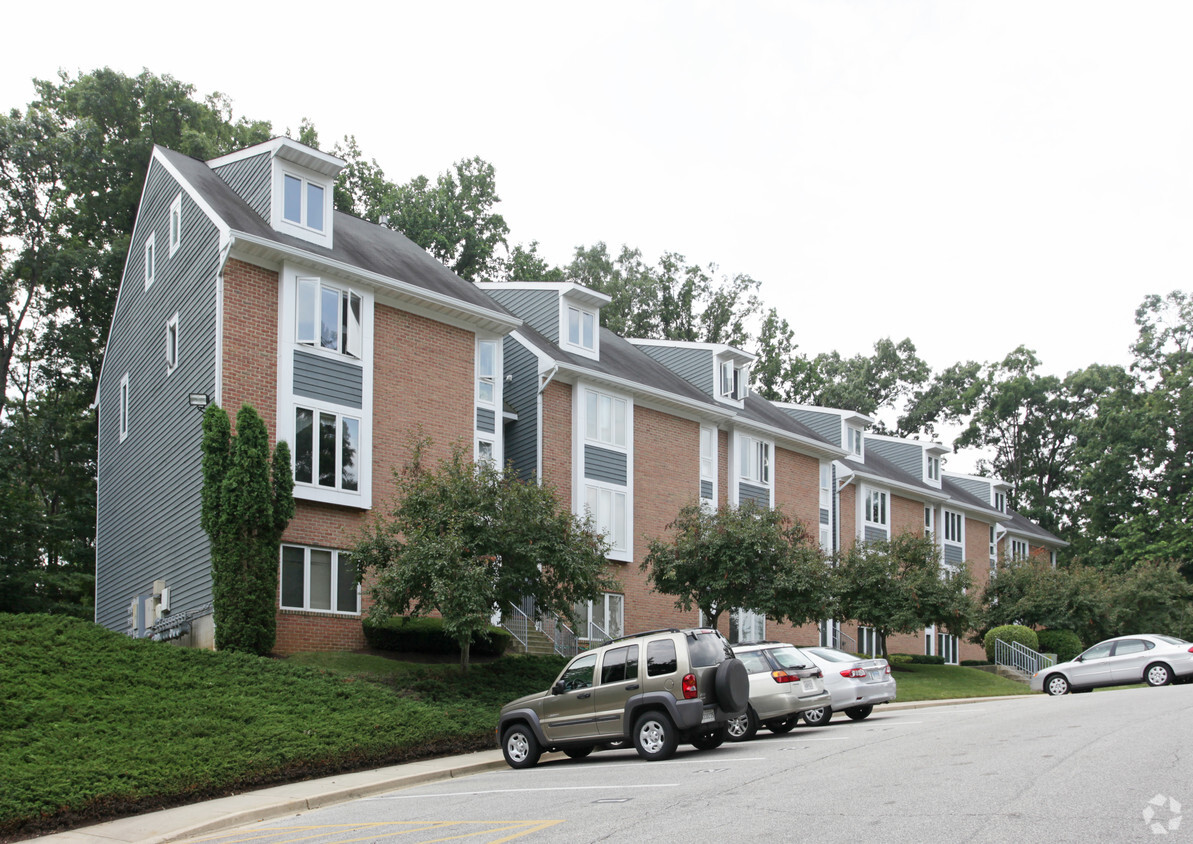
left=31, top=694, right=1035, bottom=844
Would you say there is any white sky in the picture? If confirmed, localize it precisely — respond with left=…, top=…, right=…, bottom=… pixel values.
left=4, top=0, right=1191, bottom=380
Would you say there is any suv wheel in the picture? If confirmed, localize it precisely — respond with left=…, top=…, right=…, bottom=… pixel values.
left=726, top=706, right=759, bottom=742
left=502, top=724, right=541, bottom=769
left=633, top=711, right=678, bottom=761
left=691, top=725, right=727, bottom=750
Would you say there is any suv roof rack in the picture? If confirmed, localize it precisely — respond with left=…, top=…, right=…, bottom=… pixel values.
left=608, top=628, right=681, bottom=644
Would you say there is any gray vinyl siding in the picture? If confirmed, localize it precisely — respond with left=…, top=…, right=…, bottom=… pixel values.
left=739, top=482, right=769, bottom=506
left=293, top=349, right=364, bottom=409
left=503, top=337, right=540, bottom=481
left=944, top=543, right=964, bottom=566
left=867, top=439, right=922, bottom=479
left=952, top=476, right=992, bottom=503
left=585, top=445, right=627, bottom=485
left=701, top=480, right=714, bottom=500
left=95, top=159, right=222, bottom=632
left=211, top=152, right=271, bottom=220
left=483, top=288, right=560, bottom=343
left=782, top=408, right=841, bottom=447
left=476, top=407, right=495, bottom=434
left=634, top=345, right=714, bottom=396
left=865, top=525, right=888, bottom=543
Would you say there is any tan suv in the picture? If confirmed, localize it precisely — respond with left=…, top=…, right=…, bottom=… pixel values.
left=497, top=628, right=749, bottom=768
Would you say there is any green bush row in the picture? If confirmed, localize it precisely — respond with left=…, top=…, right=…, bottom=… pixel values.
left=1037, top=629, right=1084, bottom=663
left=362, top=615, right=511, bottom=657
left=890, top=653, right=946, bottom=665
left=983, top=624, right=1038, bottom=661
left=960, top=659, right=993, bottom=667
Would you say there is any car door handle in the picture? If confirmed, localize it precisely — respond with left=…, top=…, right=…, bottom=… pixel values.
left=626, top=684, right=640, bottom=690
left=577, top=693, right=591, bottom=699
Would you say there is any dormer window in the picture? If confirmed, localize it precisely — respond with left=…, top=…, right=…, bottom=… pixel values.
left=567, top=306, right=596, bottom=352
left=847, top=426, right=864, bottom=458
left=719, top=360, right=749, bottom=401
left=927, top=455, right=940, bottom=481
left=994, top=491, right=1006, bottom=513
left=283, top=173, right=326, bottom=232
left=296, top=277, right=362, bottom=358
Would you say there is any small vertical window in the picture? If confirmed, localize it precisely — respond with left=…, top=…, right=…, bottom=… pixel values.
left=307, top=183, right=324, bottom=231
left=119, top=373, right=130, bottom=442
left=477, top=340, right=496, bottom=404
left=168, top=194, right=182, bottom=256
left=165, top=313, right=179, bottom=374
left=144, top=233, right=156, bottom=290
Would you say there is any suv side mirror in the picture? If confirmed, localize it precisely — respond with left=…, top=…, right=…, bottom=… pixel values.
left=552, top=681, right=566, bottom=695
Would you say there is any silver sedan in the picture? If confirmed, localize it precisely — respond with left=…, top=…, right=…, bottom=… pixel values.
left=1030, top=633, right=1193, bottom=695
left=797, top=646, right=896, bottom=726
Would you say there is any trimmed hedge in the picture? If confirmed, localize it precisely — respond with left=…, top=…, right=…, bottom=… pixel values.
left=961, top=659, right=993, bottom=667
left=888, top=653, right=913, bottom=665
left=984, top=624, right=1039, bottom=662
left=363, top=616, right=511, bottom=657
left=1037, top=629, right=1084, bottom=663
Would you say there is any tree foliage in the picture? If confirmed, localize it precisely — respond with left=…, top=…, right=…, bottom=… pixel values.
left=833, top=533, right=975, bottom=656
left=201, top=405, right=295, bottom=655
left=641, top=502, right=831, bottom=631
left=353, top=437, right=617, bottom=671
left=981, top=558, right=1113, bottom=646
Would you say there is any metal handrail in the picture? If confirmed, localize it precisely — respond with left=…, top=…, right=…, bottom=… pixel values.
left=994, top=638, right=1055, bottom=676
left=587, top=619, right=612, bottom=646
left=834, top=628, right=857, bottom=653
left=500, top=602, right=531, bottom=651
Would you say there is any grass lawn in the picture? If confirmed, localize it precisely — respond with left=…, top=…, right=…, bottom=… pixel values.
left=890, top=663, right=1035, bottom=701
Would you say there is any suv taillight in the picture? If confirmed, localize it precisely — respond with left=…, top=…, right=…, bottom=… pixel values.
left=771, top=670, right=799, bottom=684
left=842, top=668, right=867, bottom=678
left=682, top=673, right=698, bottom=699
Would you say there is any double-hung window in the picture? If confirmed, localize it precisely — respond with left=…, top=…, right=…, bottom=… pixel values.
left=280, top=545, right=358, bottom=614
left=865, top=488, right=888, bottom=527
left=739, top=435, right=770, bottom=485
left=169, top=193, right=182, bottom=256
left=283, top=173, right=326, bottom=232
left=294, top=407, right=361, bottom=492
left=144, top=233, right=156, bottom=290
left=567, top=306, right=595, bottom=352
left=699, top=426, right=717, bottom=507
left=582, top=387, right=630, bottom=557
left=944, top=510, right=963, bottom=544
left=925, top=506, right=935, bottom=538
left=296, top=278, right=362, bottom=358
left=165, top=313, right=179, bottom=375
left=586, top=486, right=627, bottom=554
left=477, top=340, right=497, bottom=405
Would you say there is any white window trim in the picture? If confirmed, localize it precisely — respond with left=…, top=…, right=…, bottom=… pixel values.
left=168, top=193, right=182, bottom=256
left=279, top=545, right=360, bottom=615
left=925, top=454, right=941, bottom=485
left=277, top=263, right=373, bottom=509
left=1011, top=538, right=1030, bottom=560
left=474, top=336, right=502, bottom=465
left=295, top=276, right=364, bottom=360
left=165, top=312, right=179, bottom=375
left=925, top=505, right=935, bottom=539
left=715, top=356, right=749, bottom=405
left=271, top=164, right=334, bottom=248
left=699, top=425, right=718, bottom=507
left=118, top=372, right=129, bottom=442
left=845, top=424, right=864, bottom=460
left=143, top=232, right=156, bottom=290
left=559, top=296, right=599, bottom=360
left=292, top=405, right=364, bottom=495
left=730, top=430, right=774, bottom=507
left=573, top=382, right=633, bottom=563
left=863, top=486, right=889, bottom=533
left=943, top=509, right=964, bottom=546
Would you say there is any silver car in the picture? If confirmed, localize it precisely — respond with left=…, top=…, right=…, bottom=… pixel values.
left=797, top=646, right=896, bottom=726
left=1030, top=634, right=1193, bottom=695
left=725, top=642, right=832, bottom=741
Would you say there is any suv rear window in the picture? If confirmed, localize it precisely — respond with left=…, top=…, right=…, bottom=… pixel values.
left=686, top=631, right=729, bottom=668
left=647, top=640, right=678, bottom=676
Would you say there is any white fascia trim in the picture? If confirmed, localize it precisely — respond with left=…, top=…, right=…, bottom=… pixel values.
left=629, top=337, right=756, bottom=366
left=552, top=360, right=730, bottom=425
left=207, top=137, right=345, bottom=177
left=227, top=232, right=521, bottom=335
left=509, top=331, right=559, bottom=373
left=477, top=280, right=612, bottom=309
left=844, top=467, right=950, bottom=503
left=943, top=470, right=1011, bottom=491
left=771, top=401, right=873, bottom=427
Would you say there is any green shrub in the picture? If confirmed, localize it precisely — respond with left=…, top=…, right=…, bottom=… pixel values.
left=984, top=624, right=1039, bottom=662
left=363, top=616, right=511, bottom=657
left=961, top=659, right=993, bottom=667
left=888, top=653, right=913, bottom=665
left=909, top=654, right=946, bottom=665
left=1037, top=629, right=1083, bottom=663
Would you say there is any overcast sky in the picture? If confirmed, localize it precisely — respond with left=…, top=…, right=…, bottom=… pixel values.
left=5, top=1, right=1191, bottom=380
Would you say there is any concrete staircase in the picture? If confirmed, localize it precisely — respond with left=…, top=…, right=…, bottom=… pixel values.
left=519, top=627, right=558, bottom=657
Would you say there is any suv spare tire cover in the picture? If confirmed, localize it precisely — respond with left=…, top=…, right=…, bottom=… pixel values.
left=714, top=658, right=750, bottom=713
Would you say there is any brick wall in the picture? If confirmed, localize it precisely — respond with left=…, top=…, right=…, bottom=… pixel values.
left=773, top=447, right=820, bottom=533
left=891, top=494, right=924, bottom=537
left=221, top=258, right=479, bottom=655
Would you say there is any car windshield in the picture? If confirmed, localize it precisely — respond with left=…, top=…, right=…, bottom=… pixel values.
left=766, top=646, right=808, bottom=670
left=806, top=647, right=855, bottom=663
left=1154, top=635, right=1189, bottom=646
left=687, top=631, right=730, bottom=667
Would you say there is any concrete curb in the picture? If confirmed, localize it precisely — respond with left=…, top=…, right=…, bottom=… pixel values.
left=32, top=694, right=1036, bottom=844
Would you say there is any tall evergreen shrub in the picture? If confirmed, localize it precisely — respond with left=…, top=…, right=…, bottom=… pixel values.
left=201, top=405, right=294, bottom=654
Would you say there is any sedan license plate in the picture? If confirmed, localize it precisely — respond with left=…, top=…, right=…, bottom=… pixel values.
left=801, top=678, right=816, bottom=693
left=702, top=707, right=715, bottom=723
